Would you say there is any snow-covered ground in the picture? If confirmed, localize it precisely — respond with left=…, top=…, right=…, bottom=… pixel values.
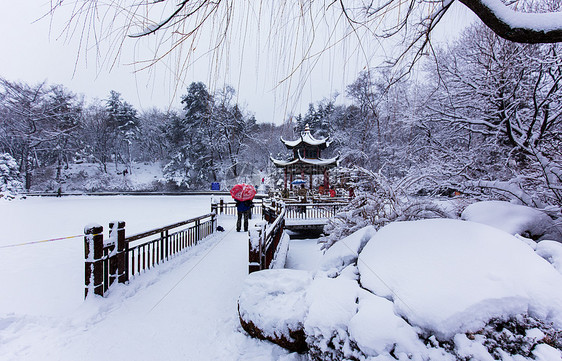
left=30, top=161, right=166, bottom=193
left=1, top=196, right=300, bottom=361
left=0, top=195, right=216, bottom=316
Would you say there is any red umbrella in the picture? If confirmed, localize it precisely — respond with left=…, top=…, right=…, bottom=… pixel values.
left=230, top=183, right=257, bottom=201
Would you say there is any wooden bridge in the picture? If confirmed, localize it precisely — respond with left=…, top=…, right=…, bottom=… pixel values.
left=210, top=198, right=348, bottom=273
left=84, top=198, right=347, bottom=297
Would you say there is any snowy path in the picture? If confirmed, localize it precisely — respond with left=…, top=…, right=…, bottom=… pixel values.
left=2, top=216, right=296, bottom=361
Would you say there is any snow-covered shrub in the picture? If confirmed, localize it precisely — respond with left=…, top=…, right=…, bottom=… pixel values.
left=241, top=220, right=562, bottom=360
left=465, top=315, right=562, bottom=359
left=0, top=153, right=23, bottom=198
left=321, top=167, right=451, bottom=250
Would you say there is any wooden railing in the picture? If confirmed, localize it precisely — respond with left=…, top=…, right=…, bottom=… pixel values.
left=248, top=198, right=349, bottom=273
left=284, top=202, right=348, bottom=220
left=211, top=199, right=263, bottom=217
left=249, top=204, right=286, bottom=273
left=84, top=213, right=217, bottom=298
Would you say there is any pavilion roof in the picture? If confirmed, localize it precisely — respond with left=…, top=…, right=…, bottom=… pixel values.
left=280, top=124, right=331, bottom=150
left=270, top=154, right=339, bottom=168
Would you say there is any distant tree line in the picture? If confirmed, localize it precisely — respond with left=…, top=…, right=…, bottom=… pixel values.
left=0, top=78, right=293, bottom=191
left=0, top=21, right=560, bottom=210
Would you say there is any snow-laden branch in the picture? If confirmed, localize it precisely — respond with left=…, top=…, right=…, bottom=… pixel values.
left=459, top=0, right=562, bottom=43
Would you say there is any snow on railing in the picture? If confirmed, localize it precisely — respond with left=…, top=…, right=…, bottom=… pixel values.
left=84, top=213, right=217, bottom=298
left=248, top=202, right=287, bottom=273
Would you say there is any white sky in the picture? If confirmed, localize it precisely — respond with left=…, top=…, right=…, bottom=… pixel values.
left=0, top=1, right=476, bottom=124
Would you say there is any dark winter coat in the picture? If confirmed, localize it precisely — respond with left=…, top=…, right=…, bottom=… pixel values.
left=236, top=200, right=252, bottom=213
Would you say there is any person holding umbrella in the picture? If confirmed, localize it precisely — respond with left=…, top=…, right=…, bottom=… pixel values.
left=230, top=183, right=256, bottom=232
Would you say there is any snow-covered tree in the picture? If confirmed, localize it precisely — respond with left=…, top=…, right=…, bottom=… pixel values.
left=105, top=90, right=139, bottom=173
left=425, top=22, right=562, bottom=207
left=0, top=153, right=23, bottom=198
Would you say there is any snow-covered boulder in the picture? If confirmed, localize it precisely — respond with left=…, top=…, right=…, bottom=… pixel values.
left=320, top=225, right=376, bottom=274
left=461, top=200, right=562, bottom=242
left=238, top=269, right=311, bottom=352
left=358, top=219, right=562, bottom=340
left=304, top=275, right=362, bottom=360
left=348, top=290, right=428, bottom=359
left=536, top=240, right=562, bottom=274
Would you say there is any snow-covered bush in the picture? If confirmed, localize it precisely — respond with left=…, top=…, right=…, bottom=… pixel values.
left=0, top=153, right=23, bottom=198
left=460, top=315, right=562, bottom=359
left=321, top=167, right=451, bottom=250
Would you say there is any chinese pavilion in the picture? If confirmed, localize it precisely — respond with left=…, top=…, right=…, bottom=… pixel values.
left=271, top=124, right=339, bottom=191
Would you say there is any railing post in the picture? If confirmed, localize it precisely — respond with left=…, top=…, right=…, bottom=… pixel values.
left=219, top=198, right=224, bottom=214
left=195, top=219, right=201, bottom=242
left=84, top=224, right=104, bottom=298
left=163, top=230, right=169, bottom=260
left=110, top=221, right=128, bottom=284
left=249, top=222, right=265, bottom=273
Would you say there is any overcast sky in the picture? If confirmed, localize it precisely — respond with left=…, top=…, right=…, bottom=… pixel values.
left=0, top=1, right=476, bottom=124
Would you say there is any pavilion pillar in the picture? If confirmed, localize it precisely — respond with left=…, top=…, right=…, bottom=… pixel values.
left=309, top=172, right=313, bottom=191
left=284, top=168, right=288, bottom=190
left=290, top=171, right=293, bottom=190
left=324, top=168, right=329, bottom=190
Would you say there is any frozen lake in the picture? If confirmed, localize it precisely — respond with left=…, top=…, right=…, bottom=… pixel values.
left=0, top=195, right=214, bottom=316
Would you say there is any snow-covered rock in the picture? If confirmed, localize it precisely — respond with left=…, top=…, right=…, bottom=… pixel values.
left=304, top=276, right=361, bottom=359
left=238, top=269, right=311, bottom=352
left=320, top=225, right=376, bottom=274
left=358, top=219, right=562, bottom=339
left=536, top=240, right=562, bottom=274
left=461, top=200, right=562, bottom=242
left=348, top=290, right=427, bottom=359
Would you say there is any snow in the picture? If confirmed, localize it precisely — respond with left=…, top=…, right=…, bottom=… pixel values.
left=269, top=231, right=291, bottom=269
left=480, top=0, right=562, bottom=32
left=285, top=239, right=324, bottom=271
left=280, top=128, right=329, bottom=148
left=320, top=225, right=376, bottom=273
left=358, top=219, right=562, bottom=339
left=31, top=161, right=165, bottom=193
left=4, top=194, right=562, bottom=360
left=304, top=275, right=360, bottom=355
left=461, top=200, right=562, bottom=242
left=348, top=290, right=426, bottom=357
left=270, top=156, right=338, bottom=167
left=238, top=269, right=311, bottom=341
left=536, top=240, right=562, bottom=274
left=0, top=196, right=300, bottom=361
